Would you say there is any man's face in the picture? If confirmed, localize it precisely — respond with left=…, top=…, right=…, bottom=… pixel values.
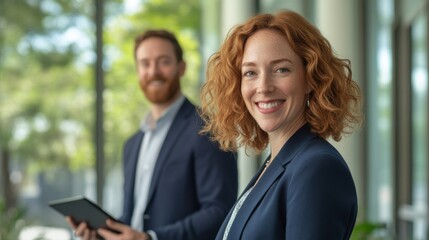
left=135, top=37, right=185, bottom=104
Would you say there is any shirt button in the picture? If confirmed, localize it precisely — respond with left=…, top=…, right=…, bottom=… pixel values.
left=143, top=214, right=151, bottom=220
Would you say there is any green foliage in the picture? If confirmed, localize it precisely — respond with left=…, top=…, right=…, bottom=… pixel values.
left=103, top=0, right=202, bottom=170
left=0, top=0, right=202, bottom=230
left=0, top=199, right=28, bottom=240
left=0, top=1, right=97, bottom=215
left=0, top=0, right=96, bottom=172
left=351, top=221, right=387, bottom=240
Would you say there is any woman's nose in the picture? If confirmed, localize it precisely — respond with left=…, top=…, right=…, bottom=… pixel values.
left=256, top=75, right=275, bottom=94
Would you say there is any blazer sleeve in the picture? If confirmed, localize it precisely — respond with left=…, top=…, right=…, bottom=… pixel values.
left=285, top=151, right=358, bottom=240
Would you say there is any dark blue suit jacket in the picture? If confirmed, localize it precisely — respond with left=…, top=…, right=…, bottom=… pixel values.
left=216, top=124, right=357, bottom=240
left=120, top=98, right=238, bottom=240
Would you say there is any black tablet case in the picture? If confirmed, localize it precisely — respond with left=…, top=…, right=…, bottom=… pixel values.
left=49, top=196, right=119, bottom=234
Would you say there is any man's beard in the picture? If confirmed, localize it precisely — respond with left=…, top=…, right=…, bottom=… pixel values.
left=141, top=73, right=180, bottom=104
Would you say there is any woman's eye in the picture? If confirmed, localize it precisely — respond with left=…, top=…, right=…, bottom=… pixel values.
left=276, top=67, right=289, bottom=73
left=243, top=71, right=255, bottom=77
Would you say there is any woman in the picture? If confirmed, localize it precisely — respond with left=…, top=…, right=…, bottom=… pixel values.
left=200, top=10, right=362, bottom=239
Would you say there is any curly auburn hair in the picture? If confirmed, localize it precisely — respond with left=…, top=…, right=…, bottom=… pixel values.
left=200, top=10, right=362, bottom=153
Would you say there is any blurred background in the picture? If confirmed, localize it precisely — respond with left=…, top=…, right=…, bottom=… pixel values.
left=0, top=0, right=428, bottom=239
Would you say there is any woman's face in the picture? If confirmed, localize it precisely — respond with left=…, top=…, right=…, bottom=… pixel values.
left=241, top=29, right=307, bottom=136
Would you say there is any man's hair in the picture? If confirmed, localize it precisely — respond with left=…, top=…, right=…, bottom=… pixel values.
left=134, top=29, right=184, bottom=62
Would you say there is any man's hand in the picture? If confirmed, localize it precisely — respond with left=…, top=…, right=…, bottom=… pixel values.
left=97, top=219, right=151, bottom=240
left=65, top=216, right=97, bottom=240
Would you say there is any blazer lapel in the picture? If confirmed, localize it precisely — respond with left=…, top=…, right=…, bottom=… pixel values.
left=226, top=158, right=285, bottom=239
left=225, top=124, right=316, bottom=239
left=123, top=131, right=144, bottom=223
left=216, top=163, right=266, bottom=240
left=128, top=132, right=145, bottom=187
left=145, top=99, right=193, bottom=207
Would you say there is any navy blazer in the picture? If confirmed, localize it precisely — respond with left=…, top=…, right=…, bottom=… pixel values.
left=120, top=98, right=238, bottom=240
left=217, top=124, right=357, bottom=240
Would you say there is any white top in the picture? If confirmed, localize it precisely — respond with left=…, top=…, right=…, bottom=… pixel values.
left=222, top=187, right=254, bottom=240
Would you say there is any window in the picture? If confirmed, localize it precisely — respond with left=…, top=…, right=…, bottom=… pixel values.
left=410, top=11, right=428, bottom=239
left=366, top=0, right=395, bottom=235
left=0, top=0, right=202, bottom=239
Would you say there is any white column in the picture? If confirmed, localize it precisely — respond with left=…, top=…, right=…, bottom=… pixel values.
left=315, top=0, right=365, bottom=218
left=220, top=0, right=256, bottom=39
left=221, top=0, right=259, bottom=193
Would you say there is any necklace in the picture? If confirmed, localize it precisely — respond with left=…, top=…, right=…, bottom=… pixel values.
left=254, top=158, right=273, bottom=186
left=265, top=158, right=273, bottom=167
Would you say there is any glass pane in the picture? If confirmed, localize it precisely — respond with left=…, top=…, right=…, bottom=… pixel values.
left=366, top=0, right=394, bottom=235
left=260, top=0, right=305, bottom=13
left=259, top=0, right=315, bottom=23
left=0, top=0, right=96, bottom=238
left=411, top=12, right=428, bottom=240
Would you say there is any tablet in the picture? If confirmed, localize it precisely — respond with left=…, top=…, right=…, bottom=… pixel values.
left=48, top=196, right=120, bottom=234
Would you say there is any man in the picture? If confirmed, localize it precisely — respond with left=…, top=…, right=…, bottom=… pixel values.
left=67, top=29, right=238, bottom=240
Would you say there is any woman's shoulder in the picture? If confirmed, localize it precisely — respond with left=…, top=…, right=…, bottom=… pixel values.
left=288, top=138, right=352, bottom=177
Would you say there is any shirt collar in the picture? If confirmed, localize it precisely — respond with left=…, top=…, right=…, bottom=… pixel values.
left=140, top=95, right=185, bottom=132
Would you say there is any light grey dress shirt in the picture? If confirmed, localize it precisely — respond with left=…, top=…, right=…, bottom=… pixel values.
left=131, top=96, right=185, bottom=239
